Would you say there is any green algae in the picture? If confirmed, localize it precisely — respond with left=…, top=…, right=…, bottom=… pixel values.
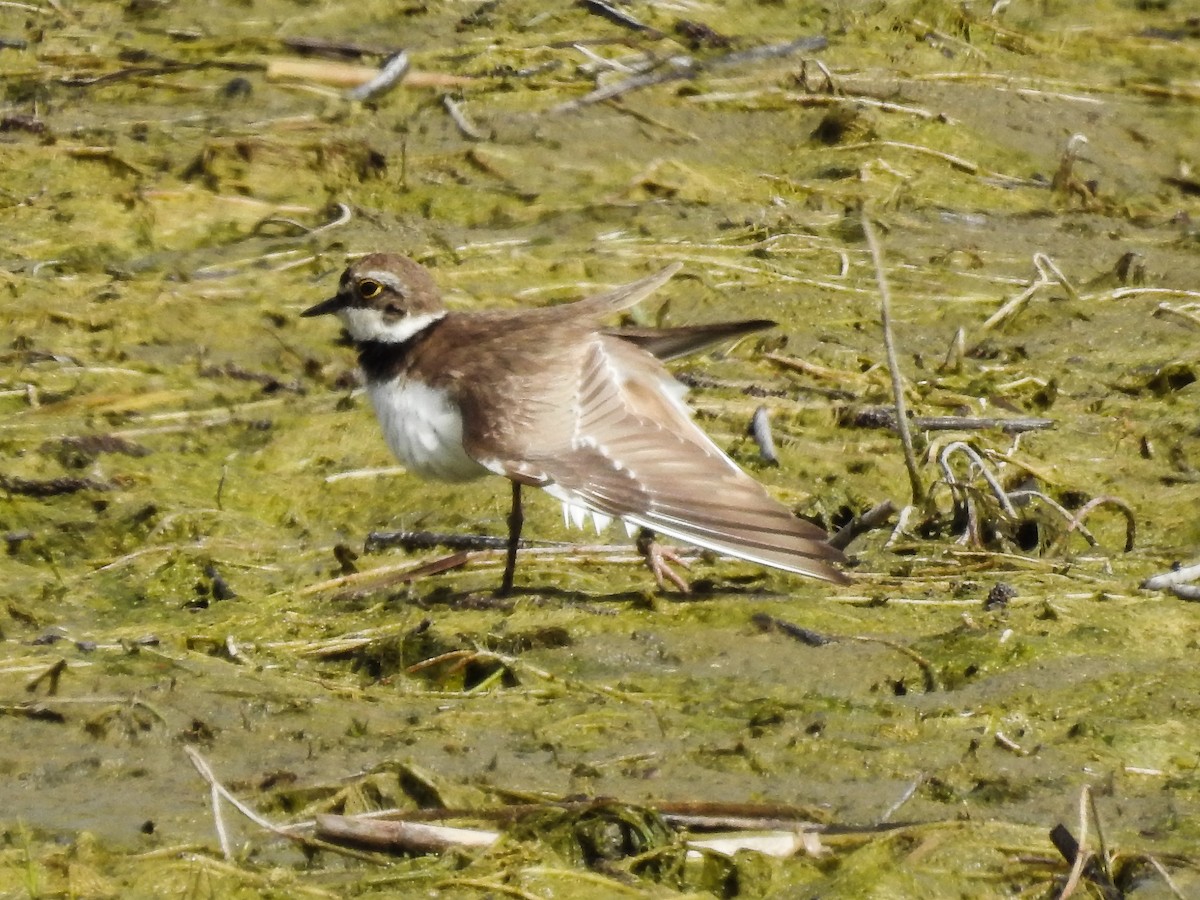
left=2, top=0, right=1199, bottom=896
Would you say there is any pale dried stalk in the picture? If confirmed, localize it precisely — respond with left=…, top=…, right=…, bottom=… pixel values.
left=863, top=214, right=924, bottom=507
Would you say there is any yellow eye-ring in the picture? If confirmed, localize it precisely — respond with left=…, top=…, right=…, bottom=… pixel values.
left=358, top=279, right=383, bottom=299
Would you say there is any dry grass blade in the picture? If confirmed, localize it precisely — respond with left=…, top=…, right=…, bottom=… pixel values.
left=299, top=551, right=473, bottom=597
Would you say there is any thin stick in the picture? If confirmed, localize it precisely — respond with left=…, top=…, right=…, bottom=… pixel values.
left=981, top=252, right=1077, bottom=331
left=577, top=0, right=656, bottom=33
left=211, top=783, right=232, bottom=859
left=1146, top=856, right=1188, bottom=900
left=550, top=35, right=827, bottom=114
left=847, top=635, right=939, bottom=692
left=849, top=408, right=1053, bottom=434
left=878, top=778, right=922, bottom=824
left=500, top=481, right=523, bottom=596
left=1007, top=490, right=1099, bottom=548
left=1060, top=786, right=1091, bottom=898
left=1087, top=789, right=1112, bottom=889
left=187, top=746, right=285, bottom=860
left=828, top=139, right=982, bottom=173
left=443, top=95, right=489, bottom=140
left=862, top=214, right=924, bottom=507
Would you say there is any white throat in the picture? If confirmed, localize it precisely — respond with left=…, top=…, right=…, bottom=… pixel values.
left=337, top=308, right=445, bottom=344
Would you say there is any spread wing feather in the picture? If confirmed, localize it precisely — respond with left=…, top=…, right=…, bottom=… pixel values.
left=489, top=336, right=848, bottom=584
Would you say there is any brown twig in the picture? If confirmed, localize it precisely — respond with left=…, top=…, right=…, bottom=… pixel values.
left=366, top=530, right=527, bottom=553
left=300, top=552, right=473, bottom=597
left=848, top=407, right=1054, bottom=435
left=24, top=658, right=68, bottom=695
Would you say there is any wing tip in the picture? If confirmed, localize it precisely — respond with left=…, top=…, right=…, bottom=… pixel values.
left=624, top=513, right=853, bottom=586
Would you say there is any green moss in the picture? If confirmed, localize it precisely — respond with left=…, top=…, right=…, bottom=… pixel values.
left=1, top=0, right=1198, bottom=895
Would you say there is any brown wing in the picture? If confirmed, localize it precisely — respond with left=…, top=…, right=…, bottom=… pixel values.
left=557, top=263, right=682, bottom=319
left=607, top=319, right=775, bottom=361
left=482, top=335, right=848, bottom=584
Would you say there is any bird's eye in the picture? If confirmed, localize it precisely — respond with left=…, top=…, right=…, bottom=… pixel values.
left=358, top=279, right=383, bottom=299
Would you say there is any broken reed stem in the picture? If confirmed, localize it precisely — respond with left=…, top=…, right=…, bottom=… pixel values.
left=862, top=213, right=925, bottom=507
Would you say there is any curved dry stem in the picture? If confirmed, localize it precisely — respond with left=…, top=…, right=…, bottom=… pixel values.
left=884, top=503, right=917, bottom=548
left=980, top=252, right=1076, bottom=332
left=1033, top=251, right=1079, bottom=301
left=1054, top=495, right=1136, bottom=554
left=1007, top=489, right=1099, bottom=550
left=847, top=634, right=940, bottom=692
left=938, top=441, right=1017, bottom=517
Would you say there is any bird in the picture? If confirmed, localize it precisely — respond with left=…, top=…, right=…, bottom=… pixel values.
left=302, top=253, right=848, bottom=594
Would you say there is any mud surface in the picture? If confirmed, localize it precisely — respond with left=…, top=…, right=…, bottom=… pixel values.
left=2, top=1, right=1198, bottom=896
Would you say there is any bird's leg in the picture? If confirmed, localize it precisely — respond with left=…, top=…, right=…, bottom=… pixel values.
left=635, top=527, right=691, bottom=593
left=498, top=481, right=523, bottom=596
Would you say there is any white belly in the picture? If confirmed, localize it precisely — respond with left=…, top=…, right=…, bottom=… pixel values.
left=367, top=378, right=486, bottom=482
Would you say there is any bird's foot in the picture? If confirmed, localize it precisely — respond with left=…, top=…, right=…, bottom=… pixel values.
left=636, top=528, right=691, bottom=593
